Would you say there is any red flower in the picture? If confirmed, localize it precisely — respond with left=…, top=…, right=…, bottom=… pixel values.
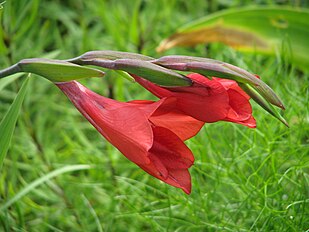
left=56, top=81, right=204, bottom=194
left=133, top=73, right=256, bottom=128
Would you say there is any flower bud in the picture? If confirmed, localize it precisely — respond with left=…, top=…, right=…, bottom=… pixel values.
left=239, top=83, right=288, bottom=127
left=68, top=50, right=154, bottom=64
left=71, top=57, right=192, bottom=87
left=152, top=55, right=285, bottom=110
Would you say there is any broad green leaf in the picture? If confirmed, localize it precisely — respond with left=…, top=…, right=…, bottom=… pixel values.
left=0, top=164, right=92, bottom=211
left=157, top=7, right=309, bottom=71
left=0, top=76, right=29, bottom=170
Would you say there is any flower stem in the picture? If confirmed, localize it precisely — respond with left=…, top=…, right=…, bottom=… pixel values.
left=0, top=63, right=22, bottom=78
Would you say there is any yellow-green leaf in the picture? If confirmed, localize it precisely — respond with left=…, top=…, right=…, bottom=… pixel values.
left=157, top=7, right=309, bottom=71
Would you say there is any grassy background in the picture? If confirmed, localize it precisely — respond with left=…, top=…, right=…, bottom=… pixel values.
left=0, top=0, right=308, bottom=231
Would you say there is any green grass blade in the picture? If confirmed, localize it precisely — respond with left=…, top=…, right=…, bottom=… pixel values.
left=0, top=76, right=29, bottom=170
left=157, top=6, right=309, bottom=71
left=0, top=164, right=92, bottom=211
left=0, top=73, right=23, bottom=92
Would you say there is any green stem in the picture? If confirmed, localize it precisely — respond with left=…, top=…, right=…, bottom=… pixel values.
left=0, top=63, right=22, bottom=78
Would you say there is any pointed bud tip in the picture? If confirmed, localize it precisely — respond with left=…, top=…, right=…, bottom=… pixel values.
left=281, top=118, right=289, bottom=128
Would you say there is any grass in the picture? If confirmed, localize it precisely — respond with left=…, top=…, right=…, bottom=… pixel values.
left=0, top=0, right=308, bottom=231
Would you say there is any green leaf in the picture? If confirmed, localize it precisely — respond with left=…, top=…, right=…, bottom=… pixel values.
left=0, top=76, right=29, bottom=170
left=0, top=164, right=92, bottom=211
left=157, top=7, right=309, bottom=71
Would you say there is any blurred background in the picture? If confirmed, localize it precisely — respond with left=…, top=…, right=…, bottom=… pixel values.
left=0, top=0, right=308, bottom=231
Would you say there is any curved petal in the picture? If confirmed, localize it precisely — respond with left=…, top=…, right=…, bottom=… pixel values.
left=213, top=78, right=256, bottom=127
left=150, top=127, right=194, bottom=169
left=229, top=115, right=256, bottom=128
left=138, top=126, right=194, bottom=194
left=135, top=73, right=256, bottom=127
left=214, top=77, right=250, bottom=99
left=225, top=89, right=252, bottom=121
left=150, top=110, right=204, bottom=141
left=164, top=169, right=191, bottom=194
left=129, top=98, right=205, bottom=140
left=57, top=81, right=153, bottom=165
left=57, top=81, right=195, bottom=193
left=134, top=73, right=230, bottom=122
left=132, top=74, right=173, bottom=98
left=138, top=161, right=192, bottom=194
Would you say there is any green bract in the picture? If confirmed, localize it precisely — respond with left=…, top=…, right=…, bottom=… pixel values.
left=0, top=58, right=105, bottom=82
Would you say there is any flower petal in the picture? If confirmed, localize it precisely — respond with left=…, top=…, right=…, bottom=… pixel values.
left=150, top=126, right=194, bottom=169
left=150, top=110, right=204, bottom=141
left=165, top=169, right=192, bottom=194
left=136, top=126, right=193, bottom=194
left=57, top=81, right=153, bottom=164
left=226, top=89, right=252, bottom=121
left=134, top=73, right=230, bottom=122
left=129, top=98, right=205, bottom=140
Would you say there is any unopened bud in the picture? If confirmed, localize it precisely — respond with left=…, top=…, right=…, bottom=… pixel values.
left=240, top=83, right=288, bottom=127
left=68, top=50, right=154, bottom=64
left=71, top=57, right=192, bottom=87
left=153, top=55, right=285, bottom=110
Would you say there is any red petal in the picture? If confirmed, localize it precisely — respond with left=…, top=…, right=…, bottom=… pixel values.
left=134, top=73, right=230, bottom=122
left=57, top=81, right=153, bottom=165
left=226, top=115, right=257, bottom=128
left=174, top=89, right=229, bottom=122
left=226, top=89, right=252, bottom=121
left=137, top=126, right=194, bottom=194
left=165, top=169, right=192, bottom=194
left=215, top=78, right=250, bottom=99
left=57, top=81, right=195, bottom=194
left=174, top=73, right=230, bottom=122
left=129, top=97, right=205, bottom=140
left=92, top=106, right=153, bottom=164
left=150, top=126, right=194, bottom=169
left=132, top=75, right=173, bottom=98
left=150, top=110, right=204, bottom=141
left=138, top=163, right=192, bottom=194
left=127, top=99, right=166, bottom=119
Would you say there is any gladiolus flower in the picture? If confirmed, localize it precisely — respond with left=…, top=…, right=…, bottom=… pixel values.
left=56, top=81, right=204, bottom=194
left=133, top=73, right=256, bottom=128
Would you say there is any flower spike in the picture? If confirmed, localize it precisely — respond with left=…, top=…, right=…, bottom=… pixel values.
left=0, top=50, right=287, bottom=126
